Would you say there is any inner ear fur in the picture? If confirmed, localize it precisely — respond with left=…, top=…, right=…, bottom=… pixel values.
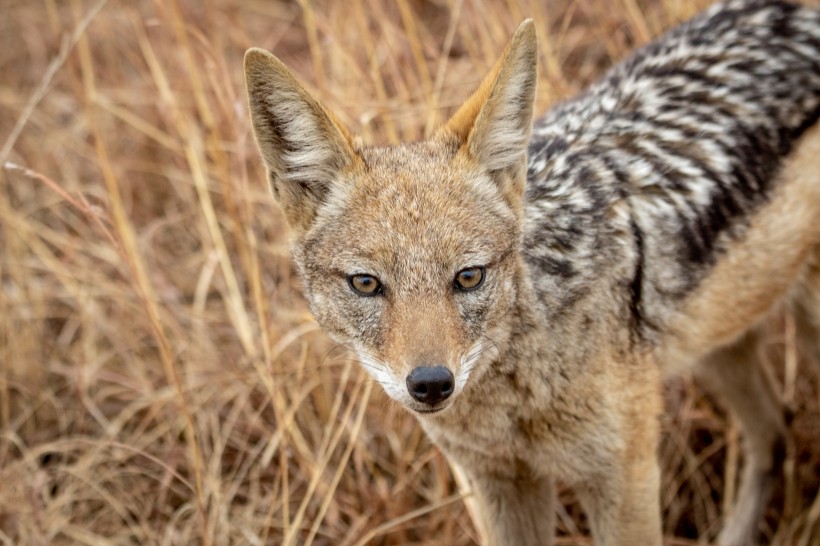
left=437, top=20, right=538, bottom=207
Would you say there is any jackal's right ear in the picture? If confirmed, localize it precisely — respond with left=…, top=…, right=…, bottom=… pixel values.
left=244, top=48, right=358, bottom=234
left=436, top=20, right=537, bottom=210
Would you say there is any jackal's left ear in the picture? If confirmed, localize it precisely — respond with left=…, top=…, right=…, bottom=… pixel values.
left=437, top=20, right=537, bottom=204
left=245, top=48, right=358, bottom=234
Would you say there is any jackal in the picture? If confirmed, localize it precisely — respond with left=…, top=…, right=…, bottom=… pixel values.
left=244, top=1, right=820, bottom=544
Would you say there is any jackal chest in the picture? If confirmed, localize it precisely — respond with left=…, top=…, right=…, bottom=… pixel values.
left=418, top=371, right=616, bottom=483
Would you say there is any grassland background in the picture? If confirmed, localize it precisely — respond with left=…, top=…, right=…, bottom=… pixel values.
left=1, top=0, right=819, bottom=544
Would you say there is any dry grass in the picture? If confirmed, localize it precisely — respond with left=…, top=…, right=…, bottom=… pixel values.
left=1, top=0, right=819, bottom=544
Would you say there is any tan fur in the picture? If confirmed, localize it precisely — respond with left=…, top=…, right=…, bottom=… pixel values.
left=670, top=122, right=820, bottom=546
left=665, top=122, right=820, bottom=364
left=245, top=14, right=820, bottom=546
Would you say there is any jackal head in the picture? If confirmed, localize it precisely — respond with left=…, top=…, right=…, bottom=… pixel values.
left=245, top=21, right=537, bottom=415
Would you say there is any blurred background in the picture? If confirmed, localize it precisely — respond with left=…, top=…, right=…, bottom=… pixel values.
left=1, top=0, right=818, bottom=544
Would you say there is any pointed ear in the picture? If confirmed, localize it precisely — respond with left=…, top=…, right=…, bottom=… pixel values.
left=244, top=48, right=358, bottom=234
left=437, top=20, right=537, bottom=200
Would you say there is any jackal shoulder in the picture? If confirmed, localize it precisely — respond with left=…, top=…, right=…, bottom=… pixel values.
left=522, top=0, right=820, bottom=336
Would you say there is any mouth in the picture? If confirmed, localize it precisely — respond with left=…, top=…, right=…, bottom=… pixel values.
left=414, top=405, right=448, bottom=415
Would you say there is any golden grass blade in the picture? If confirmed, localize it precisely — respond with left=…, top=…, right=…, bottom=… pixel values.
left=283, top=364, right=361, bottom=546
left=186, top=132, right=256, bottom=356
left=425, top=0, right=463, bottom=135
left=798, top=491, right=820, bottom=546
left=350, top=490, right=467, bottom=546
left=721, top=415, right=739, bottom=521
left=298, top=0, right=326, bottom=90
left=396, top=0, right=433, bottom=120
left=352, top=0, right=399, bottom=144
left=94, top=96, right=182, bottom=154
left=303, top=380, right=373, bottom=546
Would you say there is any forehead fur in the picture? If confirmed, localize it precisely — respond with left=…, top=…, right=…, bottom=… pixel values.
left=303, top=139, right=520, bottom=277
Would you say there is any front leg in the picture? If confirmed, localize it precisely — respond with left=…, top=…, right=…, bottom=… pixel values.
left=454, top=462, right=555, bottom=546
left=575, top=372, right=663, bottom=546
left=576, top=450, right=662, bottom=546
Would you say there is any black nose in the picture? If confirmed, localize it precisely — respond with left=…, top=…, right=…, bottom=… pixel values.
left=406, top=366, right=455, bottom=405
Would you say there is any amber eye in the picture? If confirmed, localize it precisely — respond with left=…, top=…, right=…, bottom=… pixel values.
left=454, top=266, right=485, bottom=291
left=348, top=274, right=382, bottom=296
